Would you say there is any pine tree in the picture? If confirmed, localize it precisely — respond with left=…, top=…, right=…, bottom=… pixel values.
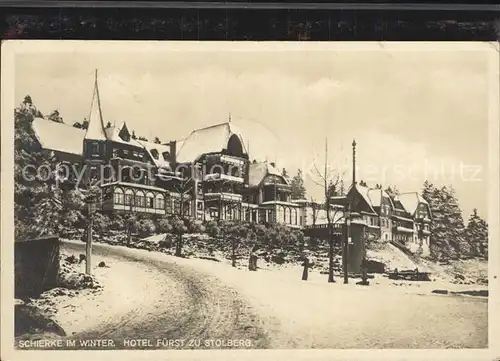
left=290, top=169, right=307, bottom=200
left=47, top=109, right=64, bottom=123
left=442, top=186, right=469, bottom=258
left=14, top=96, right=62, bottom=239
left=421, top=182, right=468, bottom=261
left=465, top=209, right=488, bottom=259
left=327, top=179, right=338, bottom=197
left=385, top=185, right=400, bottom=198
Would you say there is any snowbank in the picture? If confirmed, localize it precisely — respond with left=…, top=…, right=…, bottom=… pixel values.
left=366, top=243, right=420, bottom=271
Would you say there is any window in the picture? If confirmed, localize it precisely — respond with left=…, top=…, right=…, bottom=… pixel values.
left=156, top=194, right=165, bottom=210
left=135, top=191, right=145, bottom=207
left=125, top=189, right=134, bottom=206
left=146, top=192, right=155, bottom=208
left=165, top=198, right=173, bottom=214
left=90, top=166, right=98, bottom=182
left=91, top=142, right=99, bottom=154
left=114, top=188, right=124, bottom=204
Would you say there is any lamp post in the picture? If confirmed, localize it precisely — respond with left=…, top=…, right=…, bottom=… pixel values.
left=343, top=205, right=351, bottom=284
left=85, top=194, right=96, bottom=275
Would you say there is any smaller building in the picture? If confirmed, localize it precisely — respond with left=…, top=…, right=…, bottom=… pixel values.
left=342, top=183, right=432, bottom=257
left=398, top=192, right=432, bottom=257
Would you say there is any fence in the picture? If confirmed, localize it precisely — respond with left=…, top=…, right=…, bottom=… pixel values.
left=15, top=236, right=60, bottom=299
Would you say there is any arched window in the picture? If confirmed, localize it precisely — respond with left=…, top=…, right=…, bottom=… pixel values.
left=155, top=193, right=165, bottom=210
left=227, top=134, right=244, bottom=156
left=135, top=190, right=145, bottom=208
left=122, top=166, right=132, bottom=183
left=124, top=189, right=134, bottom=206
left=146, top=192, right=155, bottom=208
left=114, top=187, right=124, bottom=204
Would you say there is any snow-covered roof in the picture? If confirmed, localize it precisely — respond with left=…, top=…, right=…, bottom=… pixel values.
left=367, top=188, right=395, bottom=209
left=176, top=122, right=247, bottom=163
left=248, top=161, right=288, bottom=188
left=137, top=139, right=171, bottom=168
left=32, top=117, right=85, bottom=156
left=348, top=184, right=377, bottom=213
left=398, top=192, right=430, bottom=217
left=104, top=122, right=143, bottom=148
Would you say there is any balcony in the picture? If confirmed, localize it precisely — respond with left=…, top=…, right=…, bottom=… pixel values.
left=392, top=215, right=414, bottom=222
left=395, top=226, right=414, bottom=234
left=204, top=192, right=243, bottom=202
left=220, top=155, right=246, bottom=166
left=204, top=173, right=244, bottom=183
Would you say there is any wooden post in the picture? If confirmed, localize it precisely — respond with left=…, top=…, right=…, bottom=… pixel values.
left=86, top=201, right=93, bottom=275
left=343, top=205, right=350, bottom=284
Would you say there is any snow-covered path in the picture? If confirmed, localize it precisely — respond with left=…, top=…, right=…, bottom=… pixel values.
left=58, top=240, right=487, bottom=349
left=60, top=241, right=271, bottom=349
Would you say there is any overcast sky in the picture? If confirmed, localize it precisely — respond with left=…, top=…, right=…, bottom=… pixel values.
left=14, top=43, right=492, bottom=219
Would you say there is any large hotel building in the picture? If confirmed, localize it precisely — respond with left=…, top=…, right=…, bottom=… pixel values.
left=31, top=73, right=432, bottom=258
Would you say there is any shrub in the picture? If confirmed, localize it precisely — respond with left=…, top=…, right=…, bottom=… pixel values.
left=137, top=218, right=156, bottom=237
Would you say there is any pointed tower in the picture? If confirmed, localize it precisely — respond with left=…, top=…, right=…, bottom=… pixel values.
left=83, top=70, right=108, bottom=186
left=85, top=69, right=108, bottom=142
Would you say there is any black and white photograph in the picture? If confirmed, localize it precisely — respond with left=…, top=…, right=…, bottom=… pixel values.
left=1, top=41, right=499, bottom=359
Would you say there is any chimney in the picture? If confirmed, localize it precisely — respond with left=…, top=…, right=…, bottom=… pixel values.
left=169, top=140, right=177, bottom=165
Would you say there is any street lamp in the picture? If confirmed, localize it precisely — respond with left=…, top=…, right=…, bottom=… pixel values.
left=343, top=206, right=351, bottom=284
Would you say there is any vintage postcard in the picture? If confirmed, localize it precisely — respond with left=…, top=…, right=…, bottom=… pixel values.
left=1, top=41, right=499, bottom=361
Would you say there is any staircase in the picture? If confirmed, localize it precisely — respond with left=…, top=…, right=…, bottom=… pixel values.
left=390, top=239, right=421, bottom=266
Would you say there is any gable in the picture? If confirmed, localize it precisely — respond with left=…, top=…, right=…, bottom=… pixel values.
left=347, top=186, right=376, bottom=214
left=263, top=174, right=286, bottom=185
left=118, top=123, right=131, bottom=142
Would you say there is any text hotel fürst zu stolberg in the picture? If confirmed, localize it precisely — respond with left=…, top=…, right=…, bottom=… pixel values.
left=17, top=338, right=254, bottom=349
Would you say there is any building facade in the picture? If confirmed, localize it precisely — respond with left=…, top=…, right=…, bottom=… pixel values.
left=29, top=72, right=432, bottom=257
left=342, top=184, right=432, bottom=256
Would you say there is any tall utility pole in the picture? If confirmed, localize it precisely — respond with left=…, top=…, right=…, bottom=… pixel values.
left=352, top=139, right=357, bottom=185
left=343, top=139, right=357, bottom=284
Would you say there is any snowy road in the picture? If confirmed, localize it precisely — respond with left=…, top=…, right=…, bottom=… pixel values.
left=60, top=241, right=488, bottom=349
left=61, top=241, right=271, bottom=349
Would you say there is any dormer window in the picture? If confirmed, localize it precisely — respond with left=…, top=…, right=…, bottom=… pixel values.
left=151, top=149, right=159, bottom=160
left=118, top=123, right=131, bottom=142
left=162, top=151, right=170, bottom=161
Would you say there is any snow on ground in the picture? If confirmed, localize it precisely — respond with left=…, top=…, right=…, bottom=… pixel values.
left=121, top=246, right=487, bottom=348
left=26, top=247, right=183, bottom=337
left=366, top=243, right=420, bottom=271
left=23, top=239, right=487, bottom=348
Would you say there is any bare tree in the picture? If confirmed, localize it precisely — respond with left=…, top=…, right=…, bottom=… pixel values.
left=173, top=172, right=193, bottom=217
left=310, top=138, right=345, bottom=283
